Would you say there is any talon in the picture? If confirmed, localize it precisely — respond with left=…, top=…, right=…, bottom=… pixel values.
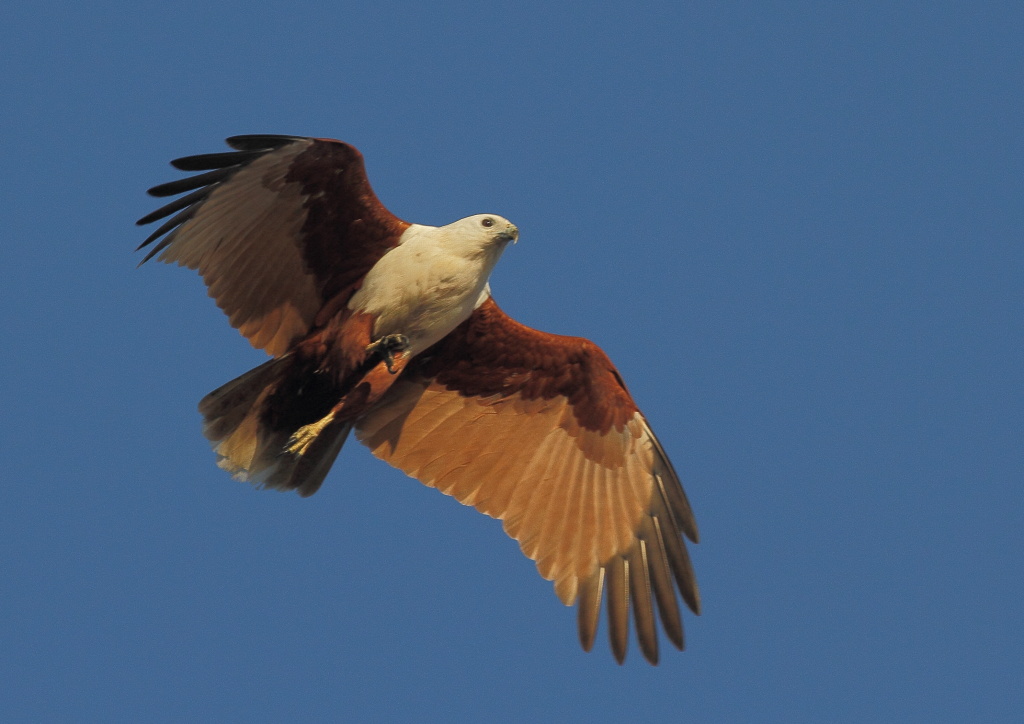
left=286, top=412, right=335, bottom=456
left=366, top=333, right=410, bottom=374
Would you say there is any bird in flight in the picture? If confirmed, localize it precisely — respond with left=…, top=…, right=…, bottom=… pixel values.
left=137, top=135, right=699, bottom=664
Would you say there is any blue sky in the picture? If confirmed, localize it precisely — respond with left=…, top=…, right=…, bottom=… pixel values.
left=2, top=1, right=1021, bottom=721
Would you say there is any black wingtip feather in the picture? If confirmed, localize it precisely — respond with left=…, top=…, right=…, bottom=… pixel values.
left=137, top=136, right=305, bottom=262
left=170, top=149, right=264, bottom=172
left=136, top=186, right=210, bottom=226
left=146, top=167, right=235, bottom=198
left=135, top=206, right=195, bottom=261
left=225, top=134, right=304, bottom=151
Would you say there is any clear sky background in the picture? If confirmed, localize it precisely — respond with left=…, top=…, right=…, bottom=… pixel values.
left=2, top=2, right=1021, bottom=721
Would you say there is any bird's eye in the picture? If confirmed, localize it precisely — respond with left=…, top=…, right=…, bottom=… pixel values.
left=481, top=218, right=494, bottom=227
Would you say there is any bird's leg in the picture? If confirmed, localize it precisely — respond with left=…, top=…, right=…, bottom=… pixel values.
left=286, top=411, right=336, bottom=456
left=366, top=333, right=410, bottom=374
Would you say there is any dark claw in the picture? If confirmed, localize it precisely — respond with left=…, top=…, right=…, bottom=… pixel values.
left=367, top=334, right=410, bottom=374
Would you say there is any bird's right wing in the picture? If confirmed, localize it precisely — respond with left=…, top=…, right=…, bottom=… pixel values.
left=137, top=135, right=410, bottom=356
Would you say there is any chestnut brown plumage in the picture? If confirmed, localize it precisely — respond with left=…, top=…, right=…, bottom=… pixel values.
left=138, top=135, right=700, bottom=664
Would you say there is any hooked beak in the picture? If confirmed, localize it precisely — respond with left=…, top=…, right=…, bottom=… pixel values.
left=498, top=224, right=519, bottom=244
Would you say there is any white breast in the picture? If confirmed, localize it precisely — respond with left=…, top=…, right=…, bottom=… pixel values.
left=347, top=223, right=504, bottom=356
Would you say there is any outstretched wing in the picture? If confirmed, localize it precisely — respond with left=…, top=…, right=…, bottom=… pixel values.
left=137, top=135, right=410, bottom=356
left=355, top=297, right=700, bottom=664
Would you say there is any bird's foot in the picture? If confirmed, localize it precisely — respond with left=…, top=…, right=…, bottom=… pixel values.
left=366, top=334, right=410, bottom=374
left=286, top=412, right=335, bottom=456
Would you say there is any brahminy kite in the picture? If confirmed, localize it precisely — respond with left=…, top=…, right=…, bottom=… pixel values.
left=137, top=135, right=700, bottom=664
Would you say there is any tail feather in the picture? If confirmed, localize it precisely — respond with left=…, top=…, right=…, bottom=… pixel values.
left=280, top=417, right=353, bottom=496
left=200, top=356, right=287, bottom=442
left=199, top=354, right=349, bottom=496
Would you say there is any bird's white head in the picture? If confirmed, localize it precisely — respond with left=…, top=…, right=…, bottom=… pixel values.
left=442, top=214, right=519, bottom=257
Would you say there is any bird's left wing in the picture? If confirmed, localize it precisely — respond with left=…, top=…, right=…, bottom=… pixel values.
left=355, top=297, right=700, bottom=664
